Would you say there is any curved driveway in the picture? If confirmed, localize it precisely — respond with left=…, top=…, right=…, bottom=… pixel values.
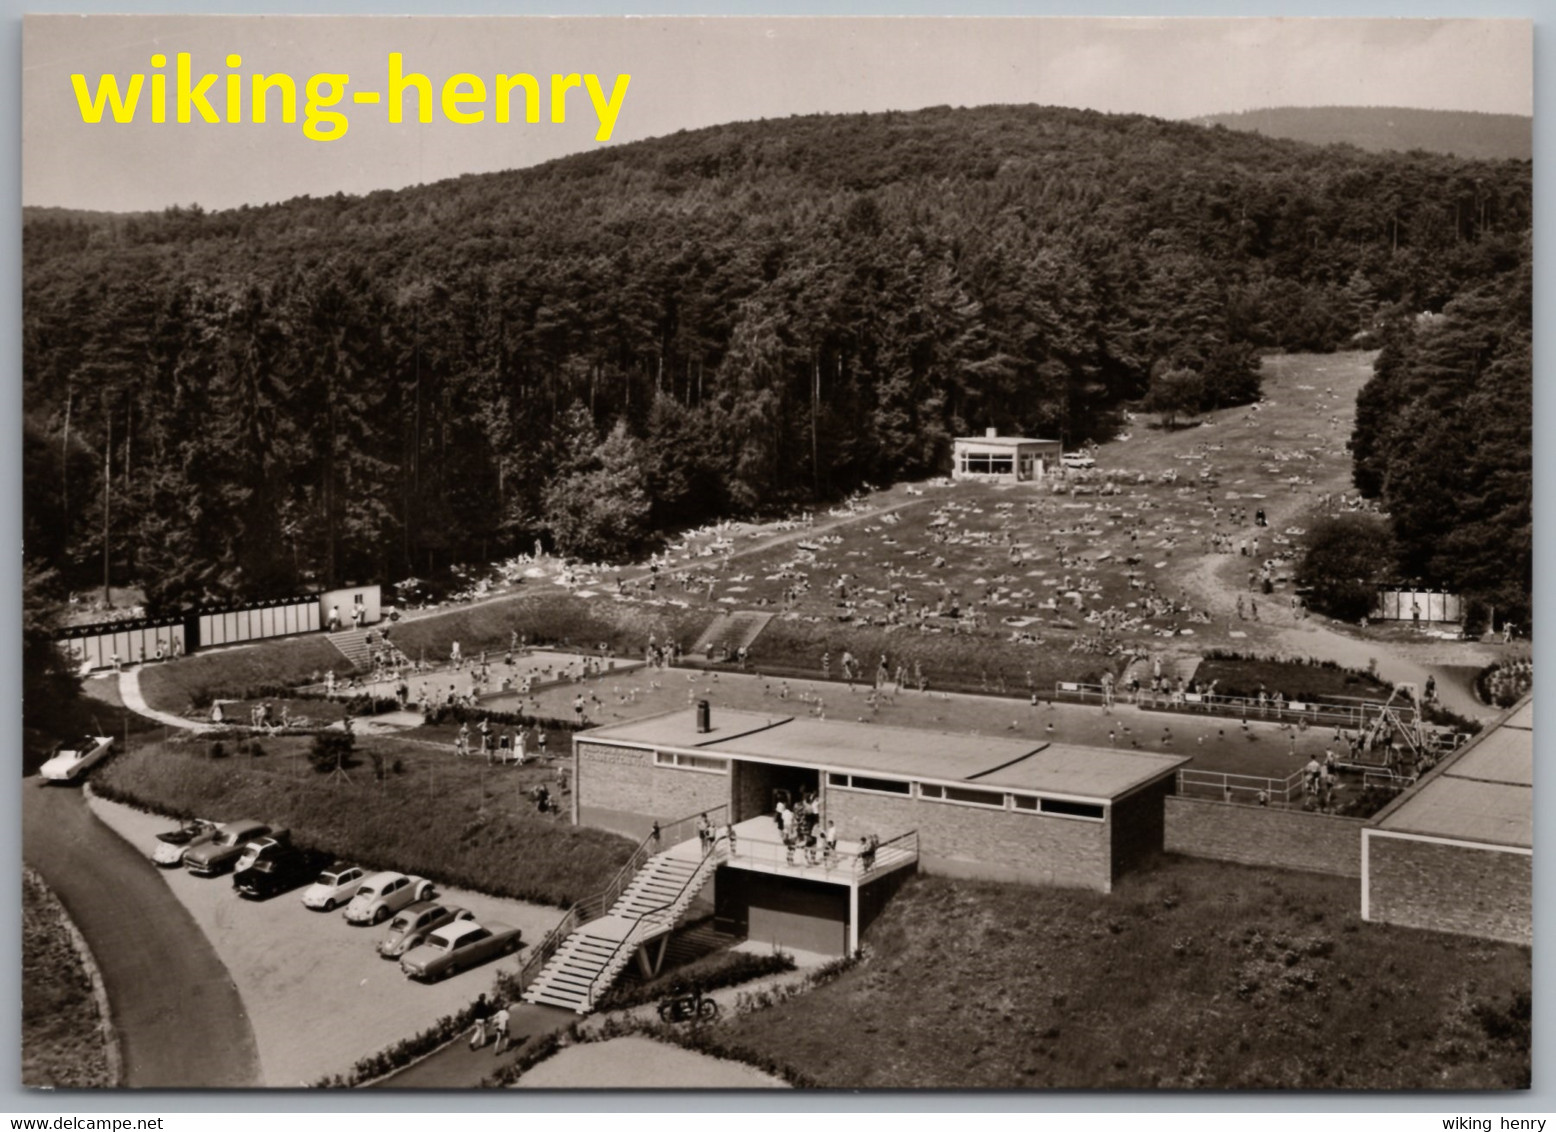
left=22, top=780, right=261, bottom=1088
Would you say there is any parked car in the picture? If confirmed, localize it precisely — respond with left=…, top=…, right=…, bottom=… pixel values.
left=301, top=864, right=368, bottom=911
left=183, top=820, right=273, bottom=877
left=377, top=902, right=475, bottom=959
left=39, top=736, right=114, bottom=783
left=151, top=818, right=221, bottom=868
left=343, top=871, right=434, bottom=925
left=234, top=844, right=332, bottom=901
left=234, top=832, right=291, bottom=875
left=1060, top=451, right=1095, bottom=469
left=400, top=920, right=522, bottom=982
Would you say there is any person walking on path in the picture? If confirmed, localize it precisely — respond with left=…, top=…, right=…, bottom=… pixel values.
left=491, top=1003, right=512, bottom=1055
left=468, top=994, right=492, bottom=1051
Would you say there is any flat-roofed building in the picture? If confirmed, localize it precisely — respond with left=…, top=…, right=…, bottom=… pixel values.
left=573, top=706, right=1187, bottom=895
left=1362, top=696, right=1531, bottom=945
left=952, top=428, right=1062, bottom=482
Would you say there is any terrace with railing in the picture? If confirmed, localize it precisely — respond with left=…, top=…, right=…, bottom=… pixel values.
left=517, top=806, right=919, bottom=1012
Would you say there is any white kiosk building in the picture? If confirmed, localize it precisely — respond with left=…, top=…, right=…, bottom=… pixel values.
left=952, top=429, right=1062, bottom=482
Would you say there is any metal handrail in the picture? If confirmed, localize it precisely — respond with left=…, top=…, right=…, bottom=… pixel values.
left=517, top=804, right=728, bottom=998
left=725, top=825, right=920, bottom=879
left=1177, top=767, right=1305, bottom=805
left=584, top=838, right=729, bottom=1009
left=1054, top=681, right=1411, bottom=728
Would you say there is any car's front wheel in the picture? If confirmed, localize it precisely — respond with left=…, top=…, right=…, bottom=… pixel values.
left=373, top=906, right=390, bottom=924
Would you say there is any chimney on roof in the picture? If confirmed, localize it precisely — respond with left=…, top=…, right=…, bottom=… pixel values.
left=986, top=427, right=998, bottom=438
left=696, top=699, right=711, bottom=734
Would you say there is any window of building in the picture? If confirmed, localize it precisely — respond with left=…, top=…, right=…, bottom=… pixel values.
left=654, top=750, right=729, bottom=774
left=830, top=773, right=910, bottom=796
left=920, top=783, right=1007, bottom=808
left=1010, top=794, right=1106, bottom=820
left=1039, top=797, right=1105, bottom=820
left=960, top=452, right=1014, bottom=475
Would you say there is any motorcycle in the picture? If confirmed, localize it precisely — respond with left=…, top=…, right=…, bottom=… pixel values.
left=658, top=988, right=719, bottom=1023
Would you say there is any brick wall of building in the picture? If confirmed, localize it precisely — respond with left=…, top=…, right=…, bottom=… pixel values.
left=1164, top=796, right=1363, bottom=877
left=575, top=740, right=730, bottom=826
left=1111, top=778, right=1173, bottom=880
left=824, top=784, right=1112, bottom=892
left=1366, top=834, right=1532, bottom=946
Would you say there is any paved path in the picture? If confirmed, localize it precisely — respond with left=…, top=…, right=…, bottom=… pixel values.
left=377, top=947, right=826, bottom=1088
left=1266, top=619, right=1493, bottom=721
left=370, top=1003, right=576, bottom=1088
left=22, top=781, right=261, bottom=1088
left=1178, top=532, right=1501, bottom=724
left=118, top=667, right=213, bottom=732
left=515, top=1036, right=786, bottom=1089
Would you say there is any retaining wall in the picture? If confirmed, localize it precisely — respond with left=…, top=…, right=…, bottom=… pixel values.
left=1164, top=795, right=1363, bottom=877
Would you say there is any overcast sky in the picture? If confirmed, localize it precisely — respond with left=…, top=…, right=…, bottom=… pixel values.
left=22, top=16, right=1533, bottom=212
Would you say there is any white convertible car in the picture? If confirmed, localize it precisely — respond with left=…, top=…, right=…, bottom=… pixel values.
left=39, top=735, right=114, bottom=783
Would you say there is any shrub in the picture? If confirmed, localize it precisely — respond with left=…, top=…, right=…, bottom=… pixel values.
left=420, top=704, right=579, bottom=732
left=307, top=731, right=356, bottom=775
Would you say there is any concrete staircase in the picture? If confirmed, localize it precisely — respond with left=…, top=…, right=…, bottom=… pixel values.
left=522, top=841, right=722, bottom=1013
left=325, top=627, right=408, bottom=674
left=689, top=611, right=774, bottom=661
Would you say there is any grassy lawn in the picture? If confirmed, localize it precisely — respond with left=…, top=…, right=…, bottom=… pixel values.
left=23, top=870, right=114, bottom=1088
left=389, top=593, right=708, bottom=665
left=711, top=861, right=1531, bottom=1089
left=137, top=636, right=348, bottom=714
left=1192, top=656, right=1391, bottom=703
left=92, top=729, right=634, bottom=907
left=573, top=352, right=1375, bottom=688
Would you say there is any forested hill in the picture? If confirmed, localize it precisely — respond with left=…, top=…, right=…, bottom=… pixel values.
left=1192, top=107, right=1532, bottom=162
left=23, top=104, right=1531, bottom=612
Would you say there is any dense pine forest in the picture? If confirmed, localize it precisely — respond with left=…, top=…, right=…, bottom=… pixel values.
left=23, top=104, right=1531, bottom=615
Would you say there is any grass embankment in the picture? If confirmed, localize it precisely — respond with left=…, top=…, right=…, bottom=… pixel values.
left=1193, top=654, right=1390, bottom=703
left=742, top=619, right=1116, bottom=692
left=713, top=862, right=1531, bottom=1089
left=22, top=871, right=115, bottom=1088
left=390, top=592, right=708, bottom=663
left=93, top=732, right=634, bottom=907
left=137, top=636, right=347, bottom=714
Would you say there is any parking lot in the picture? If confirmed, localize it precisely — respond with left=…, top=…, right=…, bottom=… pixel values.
left=85, top=792, right=564, bottom=1087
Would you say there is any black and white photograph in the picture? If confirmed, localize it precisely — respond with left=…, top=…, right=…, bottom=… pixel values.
left=18, top=14, right=1533, bottom=1093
